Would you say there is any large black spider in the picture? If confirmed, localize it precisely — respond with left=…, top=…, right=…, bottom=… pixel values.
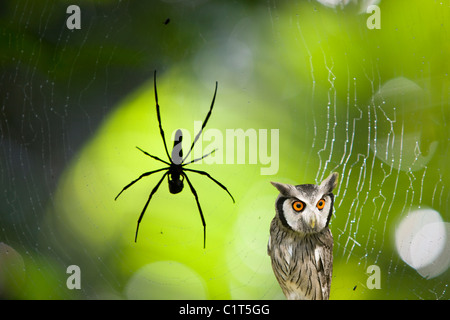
left=115, top=71, right=234, bottom=248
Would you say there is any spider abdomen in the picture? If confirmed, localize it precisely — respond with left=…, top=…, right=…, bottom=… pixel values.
left=168, top=171, right=184, bottom=194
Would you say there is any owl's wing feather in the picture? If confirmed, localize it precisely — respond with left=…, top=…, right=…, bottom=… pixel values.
left=267, top=235, right=272, bottom=255
left=316, top=229, right=333, bottom=300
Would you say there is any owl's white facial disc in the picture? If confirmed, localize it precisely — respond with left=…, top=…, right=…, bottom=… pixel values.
left=276, top=193, right=333, bottom=234
left=282, top=198, right=316, bottom=232
left=271, top=174, right=338, bottom=234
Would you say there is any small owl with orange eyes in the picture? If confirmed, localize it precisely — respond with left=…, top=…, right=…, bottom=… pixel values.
left=267, top=173, right=338, bottom=300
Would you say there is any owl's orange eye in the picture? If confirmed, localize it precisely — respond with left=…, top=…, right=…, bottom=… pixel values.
left=316, top=199, right=326, bottom=210
left=292, top=201, right=305, bottom=212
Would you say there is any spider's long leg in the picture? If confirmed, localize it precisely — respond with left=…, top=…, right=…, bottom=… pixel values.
left=182, top=148, right=217, bottom=166
left=183, top=173, right=206, bottom=249
left=184, top=168, right=235, bottom=203
left=182, top=81, right=218, bottom=163
left=135, top=171, right=169, bottom=242
left=136, top=146, right=170, bottom=166
left=114, top=167, right=169, bottom=201
left=154, top=70, right=172, bottom=162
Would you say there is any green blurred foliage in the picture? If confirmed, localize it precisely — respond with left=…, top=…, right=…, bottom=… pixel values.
left=0, top=0, right=448, bottom=299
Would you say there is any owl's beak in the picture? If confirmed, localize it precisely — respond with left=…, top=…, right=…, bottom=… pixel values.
left=310, top=217, right=316, bottom=229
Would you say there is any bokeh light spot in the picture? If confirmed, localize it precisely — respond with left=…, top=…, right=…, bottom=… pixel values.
left=395, top=208, right=449, bottom=279
left=124, top=261, right=208, bottom=299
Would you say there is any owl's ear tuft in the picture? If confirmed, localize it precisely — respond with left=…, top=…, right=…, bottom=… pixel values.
left=320, top=172, right=339, bottom=193
left=270, top=181, right=293, bottom=196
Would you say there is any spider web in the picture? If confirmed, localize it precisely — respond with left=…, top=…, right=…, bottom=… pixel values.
left=0, top=0, right=448, bottom=300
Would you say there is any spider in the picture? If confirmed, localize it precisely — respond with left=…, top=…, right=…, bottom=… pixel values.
left=115, top=71, right=235, bottom=248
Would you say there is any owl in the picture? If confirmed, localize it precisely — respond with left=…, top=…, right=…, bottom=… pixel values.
left=267, top=172, right=338, bottom=300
